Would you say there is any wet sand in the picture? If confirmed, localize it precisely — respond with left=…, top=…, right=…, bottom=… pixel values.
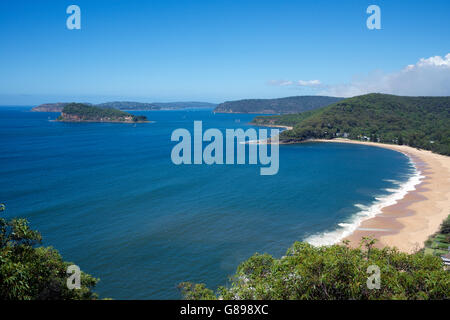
left=313, top=139, right=450, bottom=253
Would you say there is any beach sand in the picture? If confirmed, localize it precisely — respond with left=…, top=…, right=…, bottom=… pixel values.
left=256, top=124, right=293, bottom=130
left=312, top=139, right=450, bottom=253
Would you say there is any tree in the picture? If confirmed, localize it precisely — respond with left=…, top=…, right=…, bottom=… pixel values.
left=440, top=216, right=450, bottom=234
left=0, top=205, right=99, bottom=300
left=180, top=239, right=450, bottom=300
left=132, top=115, right=147, bottom=122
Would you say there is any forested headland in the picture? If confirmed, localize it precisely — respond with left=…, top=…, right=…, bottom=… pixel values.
left=252, top=94, right=450, bottom=155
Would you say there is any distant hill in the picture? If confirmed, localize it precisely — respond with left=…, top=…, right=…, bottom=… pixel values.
left=150, top=102, right=217, bottom=110
left=56, top=103, right=148, bottom=123
left=96, top=101, right=159, bottom=110
left=32, top=101, right=216, bottom=112
left=253, top=93, right=450, bottom=155
left=96, top=101, right=216, bottom=110
left=214, top=96, right=343, bottom=114
left=32, top=103, right=85, bottom=112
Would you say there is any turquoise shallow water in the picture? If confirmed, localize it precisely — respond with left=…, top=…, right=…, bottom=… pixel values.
left=0, top=107, right=414, bottom=299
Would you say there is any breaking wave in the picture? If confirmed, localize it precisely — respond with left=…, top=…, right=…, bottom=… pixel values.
left=305, top=155, right=424, bottom=247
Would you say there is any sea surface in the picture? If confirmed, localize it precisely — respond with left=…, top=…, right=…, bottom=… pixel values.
left=0, top=107, right=416, bottom=299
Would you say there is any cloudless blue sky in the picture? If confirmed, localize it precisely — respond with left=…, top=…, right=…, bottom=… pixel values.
left=0, top=0, right=449, bottom=105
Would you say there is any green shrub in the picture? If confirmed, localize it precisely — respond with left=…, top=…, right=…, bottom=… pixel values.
left=435, top=234, right=446, bottom=241
left=0, top=207, right=99, bottom=300
left=437, top=243, right=450, bottom=250
left=180, top=239, right=450, bottom=300
left=441, top=216, right=450, bottom=234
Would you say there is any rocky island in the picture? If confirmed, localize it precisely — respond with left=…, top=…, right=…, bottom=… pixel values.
left=56, top=103, right=149, bottom=123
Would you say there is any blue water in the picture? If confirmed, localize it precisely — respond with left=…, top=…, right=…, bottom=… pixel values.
left=0, top=107, right=414, bottom=299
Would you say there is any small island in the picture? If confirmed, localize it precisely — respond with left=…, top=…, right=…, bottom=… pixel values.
left=56, top=103, right=149, bottom=123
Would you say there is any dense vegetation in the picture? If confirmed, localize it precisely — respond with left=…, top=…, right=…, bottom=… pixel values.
left=180, top=238, right=450, bottom=300
left=57, top=103, right=148, bottom=122
left=0, top=205, right=99, bottom=300
left=253, top=94, right=450, bottom=155
left=252, top=110, right=318, bottom=127
left=214, top=96, right=343, bottom=114
left=424, top=215, right=450, bottom=257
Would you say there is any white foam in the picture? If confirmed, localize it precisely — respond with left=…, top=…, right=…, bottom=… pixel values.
left=354, top=203, right=368, bottom=210
left=305, top=156, right=424, bottom=247
left=383, top=179, right=402, bottom=185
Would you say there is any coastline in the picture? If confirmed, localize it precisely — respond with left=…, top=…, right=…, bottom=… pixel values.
left=214, top=111, right=278, bottom=114
left=308, top=138, right=450, bottom=253
left=243, top=123, right=293, bottom=144
left=53, top=119, right=151, bottom=123
left=250, top=123, right=293, bottom=130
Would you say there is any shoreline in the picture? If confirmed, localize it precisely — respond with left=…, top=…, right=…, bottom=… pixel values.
left=243, top=123, right=293, bottom=144
left=53, top=119, right=151, bottom=124
left=214, top=111, right=277, bottom=115
left=307, top=139, right=450, bottom=253
left=250, top=123, right=293, bottom=130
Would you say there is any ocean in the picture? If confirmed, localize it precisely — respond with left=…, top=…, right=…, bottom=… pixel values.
left=0, top=107, right=417, bottom=299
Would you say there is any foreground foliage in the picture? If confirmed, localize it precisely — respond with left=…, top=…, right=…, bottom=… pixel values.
left=180, top=239, right=450, bottom=300
left=253, top=93, right=450, bottom=155
left=0, top=206, right=98, bottom=300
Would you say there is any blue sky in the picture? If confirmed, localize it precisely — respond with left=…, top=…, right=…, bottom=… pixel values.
left=0, top=0, right=449, bottom=105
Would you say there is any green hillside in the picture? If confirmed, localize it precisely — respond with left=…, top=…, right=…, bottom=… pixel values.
left=253, top=94, right=450, bottom=155
left=214, top=96, right=343, bottom=114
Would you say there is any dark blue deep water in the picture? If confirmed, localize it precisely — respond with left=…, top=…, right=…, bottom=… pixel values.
left=0, top=107, right=414, bottom=299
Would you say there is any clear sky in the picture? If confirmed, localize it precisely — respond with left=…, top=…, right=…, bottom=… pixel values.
left=0, top=0, right=449, bottom=105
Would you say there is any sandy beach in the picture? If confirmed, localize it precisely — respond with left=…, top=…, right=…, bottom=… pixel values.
left=310, top=139, right=450, bottom=253
left=250, top=123, right=293, bottom=131
left=256, top=124, right=293, bottom=130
